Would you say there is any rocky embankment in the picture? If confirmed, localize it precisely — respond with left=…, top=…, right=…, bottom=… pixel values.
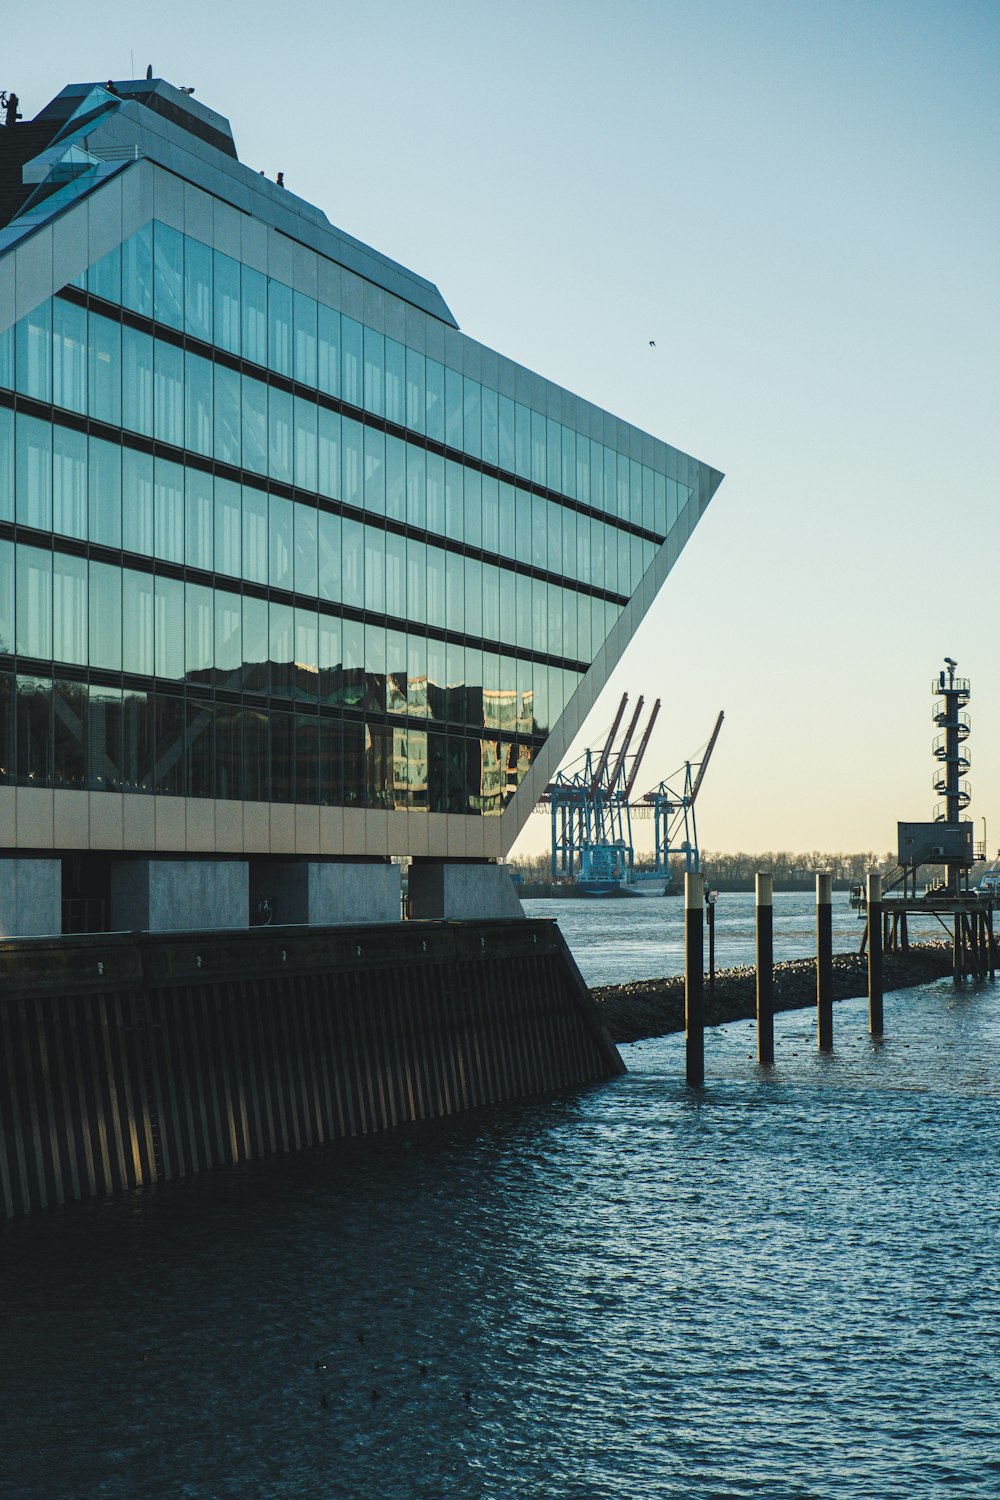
left=592, top=943, right=953, bottom=1044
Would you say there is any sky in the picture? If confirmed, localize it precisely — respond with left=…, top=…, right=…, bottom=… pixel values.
left=8, top=0, right=999, bottom=860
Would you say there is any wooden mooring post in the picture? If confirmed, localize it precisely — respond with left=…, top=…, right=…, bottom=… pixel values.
left=816, top=872, right=833, bottom=1051
left=685, top=871, right=705, bottom=1087
left=756, top=872, right=774, bottom=1065
left=867, top=871, right=884, bottom=1036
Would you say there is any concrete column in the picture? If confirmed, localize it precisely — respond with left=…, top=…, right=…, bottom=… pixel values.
left=867, top=871, right=883, bottom=1036
left=756, top=872, right=774, bottom=1065
left=110, top=859, right=248, bottom=932
left=816, top=872, right=833, bottom=1052
left=249, top=860, right=402, bottom=926
left=685, top=870, right=704, bottom=1087
left=0, top=858, right=62, bottom=937
left=407, top=861, right=524, bottom=921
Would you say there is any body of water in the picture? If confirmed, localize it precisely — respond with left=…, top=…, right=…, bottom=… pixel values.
left=2, top=908, right=996, bottom=1498
left=526, top=890, right=949, bottom=988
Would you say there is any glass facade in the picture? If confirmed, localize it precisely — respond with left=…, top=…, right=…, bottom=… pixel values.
left=0, top=216, right=698, bottom=818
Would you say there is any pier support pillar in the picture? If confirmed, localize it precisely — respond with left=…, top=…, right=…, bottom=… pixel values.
left=816, top=871, right=833, bottom=1051
left=685, top=871, right=704, bottom=1087
left=110, top=859, right=248, bottom=932
left=756, top=872, right=774, bottom=1064
left=0, top=858, right=62, bottom=937
left=867, top=872, right=883, bottom=1036
left=407, top=861, right=524, bottom=921
left=249, top=860, right=401, bottom=926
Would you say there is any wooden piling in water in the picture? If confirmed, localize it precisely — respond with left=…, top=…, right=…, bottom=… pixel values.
left=867, top=872, right=884, bottom=1036
left=816, top=872, right=833, bottom=1052
left=756, top=872, right=774, bottom=1064
left=685, top=871, right=705, bottom=1087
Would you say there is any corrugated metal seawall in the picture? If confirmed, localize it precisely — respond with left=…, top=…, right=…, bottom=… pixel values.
left=0, top=920, right=624, bottom=1219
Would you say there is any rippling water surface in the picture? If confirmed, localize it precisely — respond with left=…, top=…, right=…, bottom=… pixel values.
left=3, top=955, right=998, bottom=1497
left=526, top=891, right=948, bottom=987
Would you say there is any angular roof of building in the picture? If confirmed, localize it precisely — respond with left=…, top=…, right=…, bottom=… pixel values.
left=0, top=78, right=458, bottom=325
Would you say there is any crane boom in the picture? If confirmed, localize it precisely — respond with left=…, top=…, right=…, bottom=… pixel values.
left=589, top=693, right=629, bottom=794
left=689, top=711, right=724, bottom=805
left=608, top=697, right=644, bottom=792
left=624, top=698, right=661, bottom=799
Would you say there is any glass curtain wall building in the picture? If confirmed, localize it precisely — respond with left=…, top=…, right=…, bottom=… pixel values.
left=0, top=79, right=722, bottom=879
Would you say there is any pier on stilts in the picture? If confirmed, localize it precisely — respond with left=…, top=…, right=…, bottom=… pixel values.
left=852, top=657, right=997, bottom=983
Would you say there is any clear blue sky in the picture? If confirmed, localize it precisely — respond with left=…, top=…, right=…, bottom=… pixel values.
left=10, top=0, right=1000, bottom=858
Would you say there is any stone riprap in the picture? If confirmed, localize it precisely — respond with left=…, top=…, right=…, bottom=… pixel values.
left=592, top=943, right=954, bottom=1044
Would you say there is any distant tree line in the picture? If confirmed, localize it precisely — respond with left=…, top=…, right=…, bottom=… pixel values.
left=509, top=850, right=899, bottom=882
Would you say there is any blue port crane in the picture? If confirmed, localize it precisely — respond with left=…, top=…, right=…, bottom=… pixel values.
left=638, top=711, right=725, bottom=877
left=539, top=702, right=724, bottom=888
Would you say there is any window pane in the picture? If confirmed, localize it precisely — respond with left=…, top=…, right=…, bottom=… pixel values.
left=88, top=312, right=121, bottom=426
left=294, top=502, right=318, bottom=595
left=154, top=575, right=185, bottom=679
left=122, top=448, right=153, bottom=556
left=153, top=339, right=184, bottom=445
left=185, top=467, right=213, bottom=571
left=242, top=485, right=267, bottom=583
left=52, top=299, right=87, bottom=413
left=214, top=364, right=241, bottom=465
left=184, top=236, right=213, bottom=342
left=15, top=301, right=52, bottom=402
left=213, top=251, right=241, bottom=355
left=15, top=545, right=52, bottom=657
left=122, top=570, right=153, bottom=675
left=53, top=552, right=87, bottom=665
left=153, top=222, right=184, bottom=330
left=317, top=303, right=340, bottom=397
left=15, top=414, right=52, bottom=530
left=214, top=476, right=241, bottom=577
left=267, top=385, right=292, bottom=483
left=53, top=425, right=87, bottom=539
left=0, top=409, right=12, bottom=522
left=268, top=279, right=292, bottom=376
left=89, top=560, right=121, bottom=670
left=293, top=291, right=317, bottom=387
left=122, top=326, right=153, bottom=436
left=241, top=265, right=267, bottom=365
left=242, top=374, right=268, bottom=475
left=122, top=224, right=153, bottom=318
left=154, top=457, right=184, bottom=564
left=184, top=351, right=213, bottom=455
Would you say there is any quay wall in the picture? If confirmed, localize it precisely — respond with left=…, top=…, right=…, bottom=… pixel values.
left=0, top=919, right=623, bottom=1219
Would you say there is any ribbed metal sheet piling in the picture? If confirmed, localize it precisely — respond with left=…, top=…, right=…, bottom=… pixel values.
left=867, top=872, right=884, bottom=1036
left=685, top=871, right=705, bottom=1087
left=756, top=873, right=774, bottom=1065
left=816, top=872, right=833, bottom=1051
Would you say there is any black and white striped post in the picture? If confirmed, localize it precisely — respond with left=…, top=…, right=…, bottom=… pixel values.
left=816, top=872, right=833, bottom=1051
left=867, top=870, right=884, bottom=1036
left=685, top=870, right=705, bottom=1087
left=756, top=872, right=774, bottom=1065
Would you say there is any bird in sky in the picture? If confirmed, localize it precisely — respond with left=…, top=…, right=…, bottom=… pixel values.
left=649, top=340, right=656, bottom=347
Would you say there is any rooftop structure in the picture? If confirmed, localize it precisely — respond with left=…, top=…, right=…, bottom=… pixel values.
left=0, top=79, right=723, bottom=933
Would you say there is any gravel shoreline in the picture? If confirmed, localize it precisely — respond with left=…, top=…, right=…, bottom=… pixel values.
left=592, top=942, right=954, bottom=1044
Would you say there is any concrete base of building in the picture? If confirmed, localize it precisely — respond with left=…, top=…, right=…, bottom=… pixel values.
left=408, top=860, right=524, bottom=920
left=0, top=858, right=62, bottom=937
left=249, top=860, right=401, bottom=926
left=0, top=919, right=624, bottom=1218
left=110, top=859, right=249, bottom=932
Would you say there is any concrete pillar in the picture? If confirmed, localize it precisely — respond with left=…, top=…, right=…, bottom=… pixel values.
left=249, top=860, right=402, bottom=926
left=685, top=870, right=704, bottom=1087
left=407, top=861, right=524, bottom=921
left=756, top=872, right=774, bottom=1065
left=0, top=858, right=62, bottom=937
left=816, top=871, right=833, bottom=1051
left=110, top=859, right=248, bottom=932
